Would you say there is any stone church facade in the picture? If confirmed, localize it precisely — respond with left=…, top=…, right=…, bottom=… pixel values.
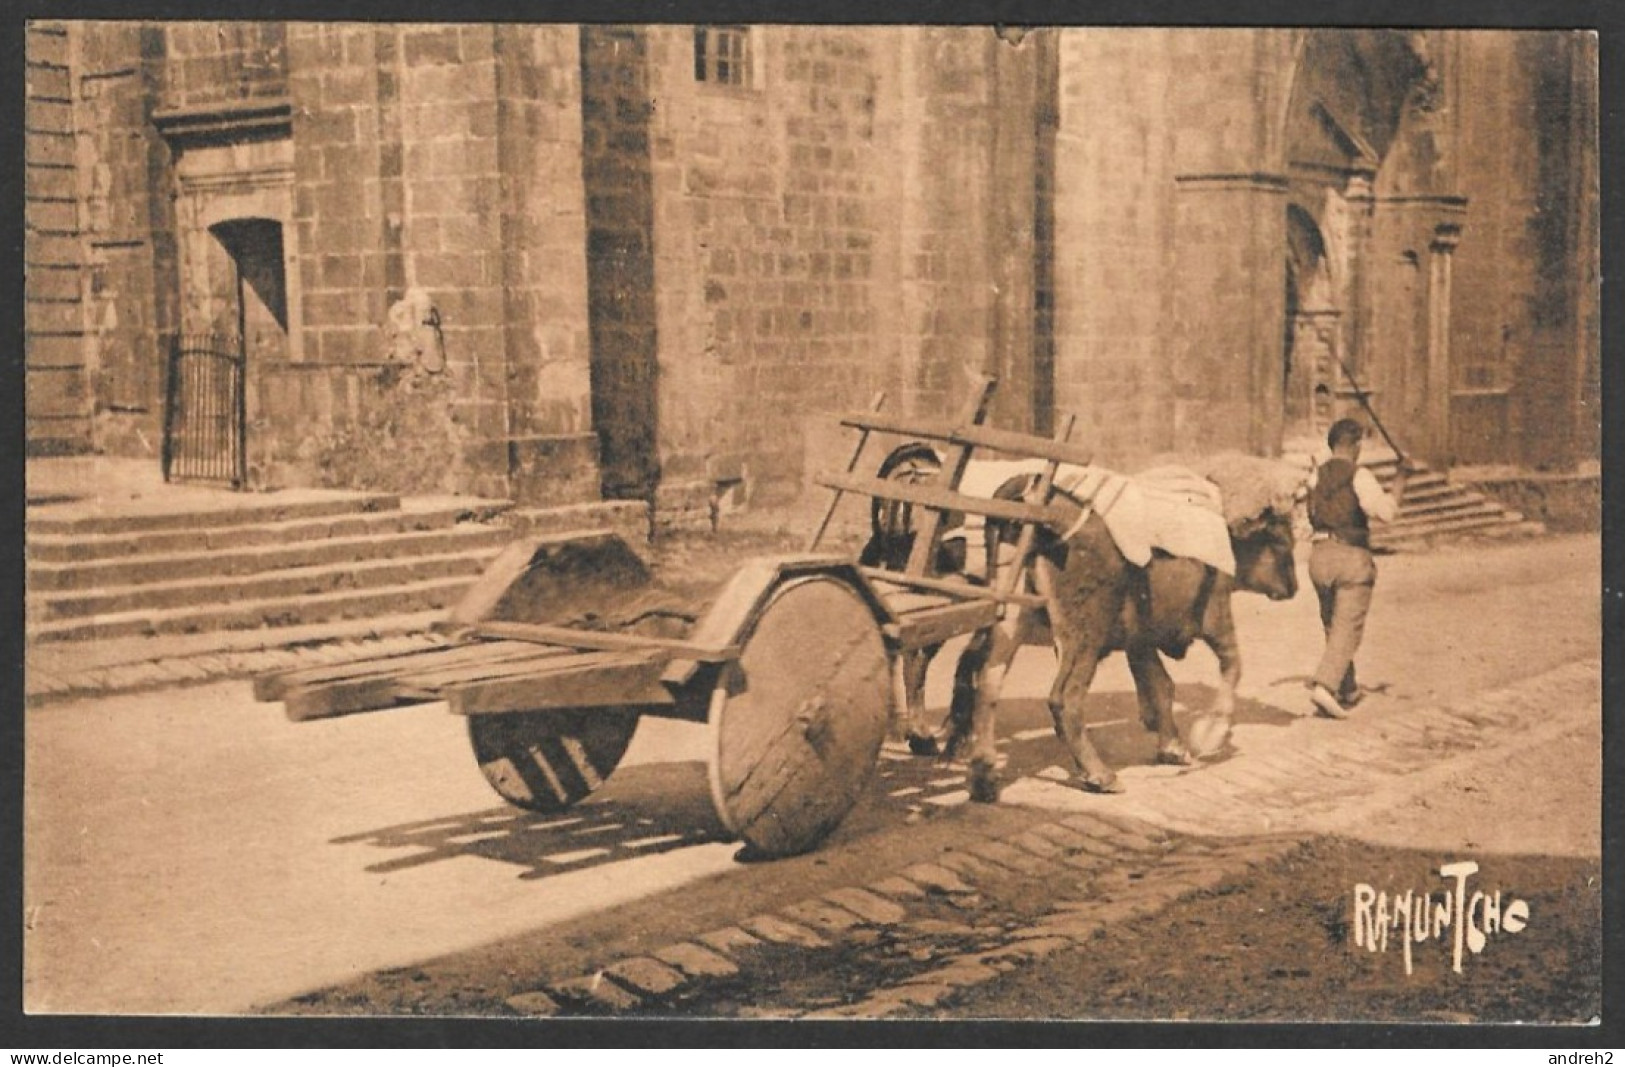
left=24, top=23, right=1599, bottom=524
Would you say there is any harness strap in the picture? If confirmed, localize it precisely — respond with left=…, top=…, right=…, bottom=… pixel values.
left=1190, top=562, right=1219, bottom=624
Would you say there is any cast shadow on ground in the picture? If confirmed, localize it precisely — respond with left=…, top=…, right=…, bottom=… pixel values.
left=876, top=682, right=1304, bottom=801
left=329, top=759, right=729, bottom=881
left=328, top=682, right=1319, bottom=877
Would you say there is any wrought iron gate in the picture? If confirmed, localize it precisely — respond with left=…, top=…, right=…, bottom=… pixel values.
left=162, top=333, right=246, bottom=487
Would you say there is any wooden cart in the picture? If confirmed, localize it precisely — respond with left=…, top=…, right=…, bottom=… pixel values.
left=256, top=379, right=1091, bottom=858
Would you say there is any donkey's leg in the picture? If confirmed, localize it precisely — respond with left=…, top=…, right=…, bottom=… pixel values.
left=962, top=613, right=1028, bottom=803
left=1186, top=595, right=1241, bottom=758
left=942, top=631, right=989, bottom=760
left=1202, top=594, right=1241, bottom=721
left=900, top=646, right=945, bottom=755
left=1032, top=552, right=1122, bottom=793
left=1127, top=644, right=1190, bottom=765
left=1045, top=644, right=1121, bottom=793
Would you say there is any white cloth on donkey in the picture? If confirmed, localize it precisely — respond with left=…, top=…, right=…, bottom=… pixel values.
left=949, top=459, right=1236, bottom=576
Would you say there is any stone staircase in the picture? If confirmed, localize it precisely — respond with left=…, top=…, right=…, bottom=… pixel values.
left=1282, top=436, right=1542, bottom=550
left=25, top=493, right=515, bottom=644
left=1362, top=454, right=1543, bottom=551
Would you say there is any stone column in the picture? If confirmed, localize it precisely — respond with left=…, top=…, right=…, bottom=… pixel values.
left=1342, top=171, right=1377, bottom=402
left=985, top=29, right=1041, bottom=434
left=490, top=24, right=600, bottom=506
left=1425, top=220, right=1461, bottom=462
left=1170, top=172, right=1290, bottom=456
left=1164, top=28, right=1296, bottom=458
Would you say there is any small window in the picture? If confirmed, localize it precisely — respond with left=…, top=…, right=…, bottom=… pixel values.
left=694, top=25, right=753, bottom=87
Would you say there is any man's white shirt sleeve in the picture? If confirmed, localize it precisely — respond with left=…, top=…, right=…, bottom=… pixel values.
left=1352, top=467, right=1399, bottom=524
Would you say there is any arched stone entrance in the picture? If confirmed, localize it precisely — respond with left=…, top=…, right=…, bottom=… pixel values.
left=158, top=109, right=298, bottom=489
left=1279, top=29, right=1463, bottom=462
left=1283, top=203, right=1340, bottom=444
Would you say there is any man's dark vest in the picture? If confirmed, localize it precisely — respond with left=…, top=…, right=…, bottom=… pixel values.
left=1309, top=457, right=1370, bottom=549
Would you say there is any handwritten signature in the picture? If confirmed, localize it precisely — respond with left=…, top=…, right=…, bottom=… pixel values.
left=1352, top=860, right=1529, bottom=976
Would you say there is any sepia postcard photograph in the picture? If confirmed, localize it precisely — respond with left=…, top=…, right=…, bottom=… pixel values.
left=12, top=9, right=1611, bottom=1045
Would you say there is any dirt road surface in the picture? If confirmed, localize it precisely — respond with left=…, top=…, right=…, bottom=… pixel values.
left=22, top=533, right=1601, bottom=1022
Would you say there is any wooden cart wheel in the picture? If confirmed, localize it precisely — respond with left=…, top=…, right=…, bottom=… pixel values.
left=708, top=575, right=891, bottom=858
left=468, top=707, right=640, bottom=813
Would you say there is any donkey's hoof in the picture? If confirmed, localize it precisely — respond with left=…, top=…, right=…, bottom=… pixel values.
left=906, top=732, right=941, bottom=758
left=1155, top=742, right=1194, bottom=767
left=969, top=776, right=1001, bottom=804
left=1078, top=772, right=1124, bottom=795
left=1185, top=714, right=1232, bottom=759
left=968, top=763, right=1000, bottom=804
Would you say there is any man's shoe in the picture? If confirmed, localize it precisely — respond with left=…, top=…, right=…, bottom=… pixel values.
left=1310, top=684, right=1349, bottom=720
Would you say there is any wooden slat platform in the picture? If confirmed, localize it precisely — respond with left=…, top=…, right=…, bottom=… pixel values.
left=884, top=599, right=1001, bottom=651
left=443, top=650, right=677, bottom=718
left=862, top=567, right=1046, bottom=609
left=266, top=636, right=684, bottom=723
left=874, top=583, right=1003, bottom=652
left=255, top=639, right=544, bottom=703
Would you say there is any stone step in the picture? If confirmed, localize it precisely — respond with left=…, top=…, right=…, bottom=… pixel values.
left=1387, top=500, right=1518, bottom=532
left=1396, top=493, right=1509, bottom=522
left=25, top=492, right=402, bottom=537
left=1374, top=469, right=1448, bottom=492
left=1373, top=511, right=1536, bottom=546
left=27, top=523, right=513, bottom=592
left=26, top=500, right=511, bottom=563
left=1392, top=480, right=1461, bottom=504
left=31, top=548, right=502, bottom=622
left=27, top=577, right=477, bottom=644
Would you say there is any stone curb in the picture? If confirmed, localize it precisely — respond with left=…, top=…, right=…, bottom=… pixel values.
left=534, top=810, right=1295, bottom=1019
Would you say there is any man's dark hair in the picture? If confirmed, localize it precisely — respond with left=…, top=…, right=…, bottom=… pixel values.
left=1327, top=418, right=1365, bottom=450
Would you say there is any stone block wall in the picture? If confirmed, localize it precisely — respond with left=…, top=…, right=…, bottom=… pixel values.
left=28, top=22, right=1598, bottom=512
left=156, top=21, right=287, bottom=110
left=624, top=26, right=893, bottom=524
left=631, top=26, right=1046, bottom=521
left=1452, top=31, right=1598, bottom=471
left=642, top=26, right=888, bottom=503
left=267, top=24, right=440, bottom=493
left=76, top=23, right=178, bottom=459
left=1050, top=28, right=1181, bottom=465
left=580, top=26, right=661, bottom=502
left=1166, top=30, right=1294, bottom=460
left=894, top=30, right=998, bottom=424
left=25, top=22, right=93, bottom=455
left=263, top=23, right=599, bottom=503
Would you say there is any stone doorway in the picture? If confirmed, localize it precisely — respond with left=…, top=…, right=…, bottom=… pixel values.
left=1283, top=204, right=1341, bottom=446
left=207, top=218, right=287, bottom=368
left=163, top=121, right=296, bottom=491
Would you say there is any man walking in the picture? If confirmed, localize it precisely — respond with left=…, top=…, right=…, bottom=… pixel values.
left=1306, top=418, right=1408, bottom=719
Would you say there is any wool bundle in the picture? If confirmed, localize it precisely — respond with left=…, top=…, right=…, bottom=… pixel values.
left=1138, top=452, right=1308, bottom=533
